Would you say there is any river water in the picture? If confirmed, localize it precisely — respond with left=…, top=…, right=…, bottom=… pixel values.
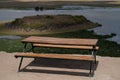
left=0, top=6, right=120, bottom=43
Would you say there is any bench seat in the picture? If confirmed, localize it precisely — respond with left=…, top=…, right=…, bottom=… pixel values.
left=15, top=52, right=94, bottom=76
left=15, top=53, right=94, bottom=61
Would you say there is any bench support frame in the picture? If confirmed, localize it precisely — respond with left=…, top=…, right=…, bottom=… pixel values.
left=18, top=57, right=23, bottom=72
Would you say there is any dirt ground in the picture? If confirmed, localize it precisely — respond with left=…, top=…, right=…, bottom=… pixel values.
left=0, top=52, right=120, bottom=80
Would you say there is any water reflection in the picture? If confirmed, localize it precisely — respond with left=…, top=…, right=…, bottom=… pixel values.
left=0, top=35, right=22, bottom=39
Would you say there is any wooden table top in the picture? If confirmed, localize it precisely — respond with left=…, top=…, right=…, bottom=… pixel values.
left=22, top=36, right=98, bottom=46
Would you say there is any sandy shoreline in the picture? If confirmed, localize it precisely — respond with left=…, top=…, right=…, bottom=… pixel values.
left=0, top=52, right=120, bottom=80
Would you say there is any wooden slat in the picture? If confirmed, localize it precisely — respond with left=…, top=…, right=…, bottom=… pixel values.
left=22, top=36, right=98, bottom=46
left=15, top=53, right=94, bottom=61
left=33, top=43, right=99, bottom=50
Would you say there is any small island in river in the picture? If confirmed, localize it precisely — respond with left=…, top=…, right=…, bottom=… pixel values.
left=0, top=15, right=100, bottom=35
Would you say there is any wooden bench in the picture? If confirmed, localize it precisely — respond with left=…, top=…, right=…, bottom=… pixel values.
left=15, top=36, right=99, bottom=75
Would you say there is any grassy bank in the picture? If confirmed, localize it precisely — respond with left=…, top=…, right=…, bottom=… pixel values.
left=0, top=30, right=120, bottom=57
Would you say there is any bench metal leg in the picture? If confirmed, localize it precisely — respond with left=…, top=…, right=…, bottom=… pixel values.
left=31, top=44, right=37, bottom=61
left=23, top=42, right=36, bottom=52
left=31, top=43, right=37, bottom=62
left=94, top=51, right=96, bottom=63
left=18, top=57, right=23, bottom=72
left=23, top=43, right=27, bottom=52
left=91, top=50, right=96, bottom=63
left=31, top=43, right=35, bottom=52
left=89, top=61, right=93, bottom=76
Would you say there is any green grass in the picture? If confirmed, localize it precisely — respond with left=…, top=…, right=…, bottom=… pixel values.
left=0, top=39, right=23, bottom=52
left=0, top=30, right=120, bottom=57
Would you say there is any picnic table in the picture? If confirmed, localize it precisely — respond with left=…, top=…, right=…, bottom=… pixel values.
left=15, top=36, right=99, bottom=76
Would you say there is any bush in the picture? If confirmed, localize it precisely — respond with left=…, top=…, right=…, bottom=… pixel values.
left=35, top=6, right=39, bottom=11
left=72, top=15, right=88, bottom=24
left=11, top=18, right=23, bottom=25
left=45, top=15, right=54, bottom=19
left=35, top=6, right=44, bottom=11
left=111, top=33, right=116, bottom=36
